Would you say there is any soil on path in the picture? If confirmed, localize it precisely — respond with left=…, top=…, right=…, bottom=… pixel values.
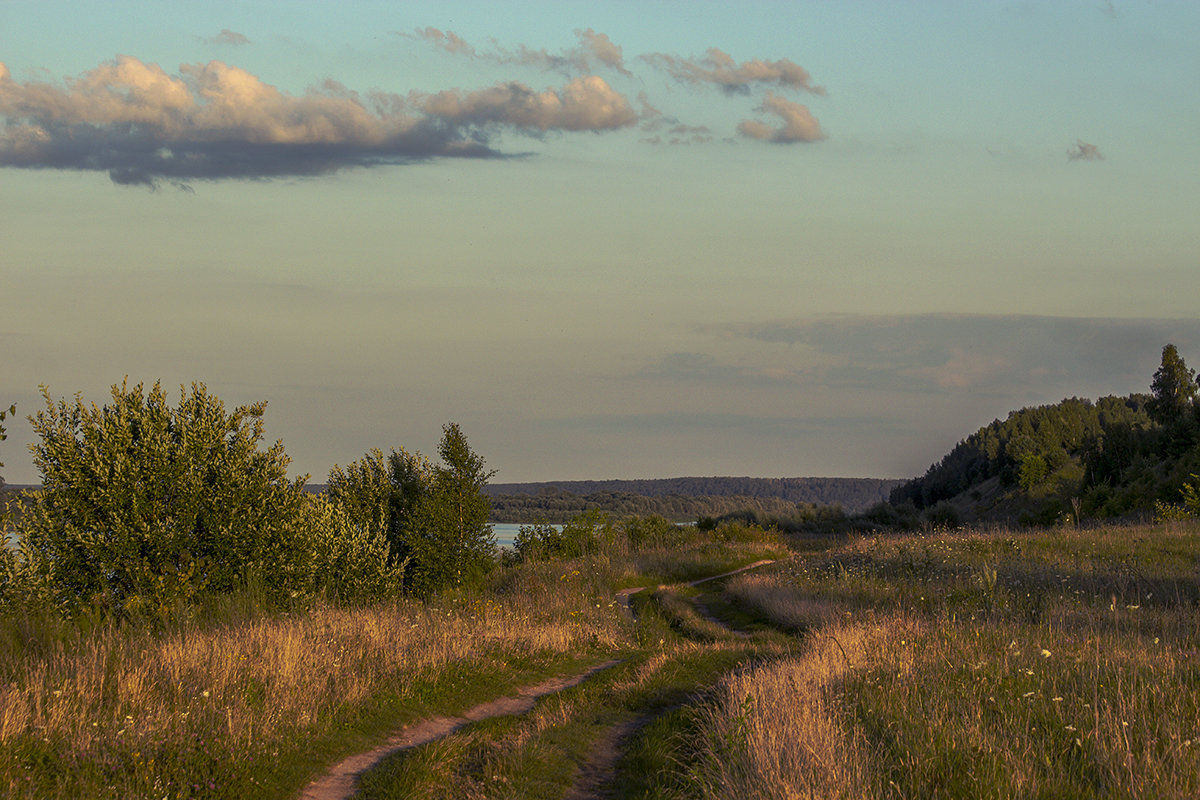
left=298, top=660, right=621, bottom=800
left=298, top=558, right=777, bottom=800
left=563, top=558, right=778, bottom=799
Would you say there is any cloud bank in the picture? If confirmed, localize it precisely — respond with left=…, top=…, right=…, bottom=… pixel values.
left=702, top=314, right=1200, bottom=398
left=408, top=30, right=827, bottom=148
left=0, top=32, right=826, bottom=186
left=0, top=56, right=636, bottom=186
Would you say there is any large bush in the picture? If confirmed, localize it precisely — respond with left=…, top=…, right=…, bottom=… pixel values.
left=18, top=380, right=310, bottom=615
left=326, top=446, right=431, bottom=578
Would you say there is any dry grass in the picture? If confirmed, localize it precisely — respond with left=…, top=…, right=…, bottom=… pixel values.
left=692, top=523, right=1200, bottom=799
left=690, top=621, right=883, bottom=799
left=0, top=527, right=785, bottom=799
left=0, top=561, right=630, bottom=799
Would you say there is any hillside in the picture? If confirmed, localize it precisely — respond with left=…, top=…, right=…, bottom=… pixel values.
left=889, top=345, right=1200, bottom=525
left=487, top=477, right=900, bottom=508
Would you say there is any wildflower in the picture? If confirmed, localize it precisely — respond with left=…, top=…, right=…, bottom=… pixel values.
left=1041, top=649, right=1052, bottom=658
left=202, top=690, right=210, bottom=698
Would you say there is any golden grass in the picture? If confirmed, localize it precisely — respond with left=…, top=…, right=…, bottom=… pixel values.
left=693, top=523, right=1200, bottom=799
left=0, top=559, right=632, bottom=799
left=691, top=621, right=883, bottom=799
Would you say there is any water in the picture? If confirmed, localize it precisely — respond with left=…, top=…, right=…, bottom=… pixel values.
left=491, top=522, right=560, bottom=549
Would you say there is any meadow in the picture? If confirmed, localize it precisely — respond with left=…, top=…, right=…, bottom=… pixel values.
left=692, top=522, right=1200, bottom=799
left=2, top=518, right=1197, bottom=798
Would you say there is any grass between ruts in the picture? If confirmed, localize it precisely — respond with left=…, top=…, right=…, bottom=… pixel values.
left=354, top=578, right=800, bottom=799
left=0, top=528, right=784, bottom=799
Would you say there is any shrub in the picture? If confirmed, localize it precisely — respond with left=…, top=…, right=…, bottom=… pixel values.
left=622, top=515, right=683, bottom=550
left=404, top=423, right=496, bottom=596
left=326, top=446, right=431, bottom=581
left=324, top=424, right=496, bottom=597
left=17, top=380, right=309, bottom=616
left=304, top=493, right=407, bottom=604
left=924, top=501, right=963, bottom=530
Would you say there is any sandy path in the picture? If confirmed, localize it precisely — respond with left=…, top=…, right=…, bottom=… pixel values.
left=298, top=660, right=621, bottom=800
left=562, top=558, right=777, bottom=799
left=298, top=559, right=777, bottom=800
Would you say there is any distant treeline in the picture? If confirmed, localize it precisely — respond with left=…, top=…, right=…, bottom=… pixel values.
left=488, top=490, right=811, bottom=524
left=485, top=477, right=901, bottom=523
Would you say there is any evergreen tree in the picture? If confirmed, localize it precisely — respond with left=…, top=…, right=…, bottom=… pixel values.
left=1148, top=344, right=1197, bottom=425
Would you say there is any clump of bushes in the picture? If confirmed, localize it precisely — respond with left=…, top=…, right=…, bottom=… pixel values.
left=0, top=380, right=495, bottom=619
left=510, top=512, right=691, bottom=564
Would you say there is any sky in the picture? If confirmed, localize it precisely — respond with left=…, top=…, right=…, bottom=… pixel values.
left=2, top=1, right=1200, bottom=486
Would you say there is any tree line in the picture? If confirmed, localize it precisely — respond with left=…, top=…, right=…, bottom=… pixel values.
left=487, top=476, right=900, bottom=512
left=890, top=343, right=1200, bottom=523
left=489, top=489, right=805, bottom=524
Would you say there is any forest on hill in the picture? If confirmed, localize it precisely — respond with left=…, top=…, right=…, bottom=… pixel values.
left=889, top=344, right=1200, bottom=526
left=488, top=489, right=807, bottom=524
left=485, top=476, right=900, bottom=522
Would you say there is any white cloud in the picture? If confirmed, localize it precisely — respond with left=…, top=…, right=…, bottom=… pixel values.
left=738, top=92, right=824, bottom=143
left=0, top=56, right=638, bottom=186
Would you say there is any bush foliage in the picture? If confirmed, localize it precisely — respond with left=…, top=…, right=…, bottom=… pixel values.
left=1, top=380, right=498, bottom=617
left=14, top=381, right=310, bottom=616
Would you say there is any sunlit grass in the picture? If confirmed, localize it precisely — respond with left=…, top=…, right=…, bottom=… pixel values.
left=0, top=526, right=783, bottom=799
left=689, top=523, right=1200, bottom=799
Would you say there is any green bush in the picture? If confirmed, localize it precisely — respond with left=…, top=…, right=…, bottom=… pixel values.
left=512, top=510, right=616, bottom=562
left=326, top=446, right=431, bottom=582
left=17, top=380, right=309, bottom=616
left=324, top=424, right=497, bottom=597
left=924, top=501, right=963, bottom=530
left=304, top=493, right=406, bottom=604
left=622, top=515, right=684, bottom=549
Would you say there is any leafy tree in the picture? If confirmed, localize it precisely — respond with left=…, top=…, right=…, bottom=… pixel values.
left=1147, top=344, right=1197, bottom=425
left=304, top=493, right=406, bottom=604
left=1018, top=454, right=1050, bottom=491
left=407, top=423, right=496, bottom=595
left=326, top=446, right=431, bottom=575
left=17, top=380, right=309, bottom=615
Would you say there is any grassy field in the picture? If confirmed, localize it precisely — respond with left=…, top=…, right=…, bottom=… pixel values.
left=3, top=520, right=1197, bottom=798
left=0, top=525, right=786, bottom=799
left=688, top=523, right=1200, bottom=799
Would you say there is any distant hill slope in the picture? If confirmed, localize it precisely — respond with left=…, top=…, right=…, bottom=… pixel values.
left=486, top=477, right=901, bottom=512
left=886, top=392, right=1200, bottom=525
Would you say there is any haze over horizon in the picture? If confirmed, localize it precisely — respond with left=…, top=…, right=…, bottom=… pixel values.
left=3, top=1, right=1199, bottom=486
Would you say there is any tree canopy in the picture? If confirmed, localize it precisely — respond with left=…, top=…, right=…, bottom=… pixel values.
left=1147, top=343, right=1198, bottom=425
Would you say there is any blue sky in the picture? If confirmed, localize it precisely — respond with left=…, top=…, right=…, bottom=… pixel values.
left=2, top=1, right=1199, bottom=485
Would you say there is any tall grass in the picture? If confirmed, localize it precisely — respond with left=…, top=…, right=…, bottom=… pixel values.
left=690, top=523, right=1200, bottom=799
left=0, top=525, right=782, bottom=799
